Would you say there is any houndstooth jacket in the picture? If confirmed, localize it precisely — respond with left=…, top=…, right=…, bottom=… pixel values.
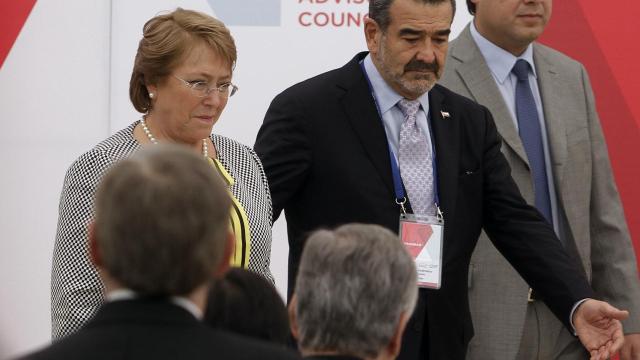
left=51, top=122, right=274, bottom=339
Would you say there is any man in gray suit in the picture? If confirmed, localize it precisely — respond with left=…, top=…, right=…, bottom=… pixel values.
left=440, top=0, right=640, bottom=359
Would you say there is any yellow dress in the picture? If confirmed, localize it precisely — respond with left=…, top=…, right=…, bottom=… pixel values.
left=210, top=158, right=251, bottom=268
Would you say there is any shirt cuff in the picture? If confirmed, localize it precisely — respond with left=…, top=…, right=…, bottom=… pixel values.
left=569, top=298, right=590, bottom=336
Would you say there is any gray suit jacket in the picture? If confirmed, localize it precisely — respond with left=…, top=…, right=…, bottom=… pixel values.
left=440, top=25, right=640, bottom=359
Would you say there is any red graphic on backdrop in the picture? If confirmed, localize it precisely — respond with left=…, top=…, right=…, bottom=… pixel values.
left=0, top=1, right=37, bottom=69
left=539, top=0, right=640, bottom=273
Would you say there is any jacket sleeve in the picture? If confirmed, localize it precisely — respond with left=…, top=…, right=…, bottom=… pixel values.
left=478, top=105, right=595, bottom=330
left=254, top=90, right=312, bottom=223
left=582, top=65, right=640, bottom=333
left=50, top=150, right=113, bottom=339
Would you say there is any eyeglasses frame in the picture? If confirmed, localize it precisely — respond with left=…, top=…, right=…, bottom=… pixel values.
left=173, top=75, right=238, bottom=98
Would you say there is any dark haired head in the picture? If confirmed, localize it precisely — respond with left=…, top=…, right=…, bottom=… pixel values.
left=467, top=0, right=476, bottom=14
left=368, top=0, right=456, bottom=31
left=204, top=268, right=289, bottom=345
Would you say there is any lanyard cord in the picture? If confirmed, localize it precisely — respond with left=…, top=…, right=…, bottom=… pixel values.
left=359, top=60, right=440, bottom=215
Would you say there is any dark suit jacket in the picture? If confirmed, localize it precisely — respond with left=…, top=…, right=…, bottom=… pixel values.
left=254, top=52, right=594, bottom=360
left=304, top=356, right=363, bottom=360
left=20, top=298, right=300, bottom=360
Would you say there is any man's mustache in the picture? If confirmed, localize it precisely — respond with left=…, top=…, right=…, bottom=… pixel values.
left=404, top=60, right=439, bottom=73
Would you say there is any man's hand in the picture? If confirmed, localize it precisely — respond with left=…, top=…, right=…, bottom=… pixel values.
left=573, top=299, right=629, bottom=360
left=620, top=333, right=640, bottom=360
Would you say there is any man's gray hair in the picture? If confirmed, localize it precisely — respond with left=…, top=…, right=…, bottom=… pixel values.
left=94, top=144, right=231, bottom=295
left=294, top=224, right=418, bottom=358
left=369, top=0, right=456, bottom=31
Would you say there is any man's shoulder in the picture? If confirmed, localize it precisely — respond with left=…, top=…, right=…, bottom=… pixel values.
left=533, top=42, right=585, bottom=72
left=18, top=324, right=299, bottom=360
left=448, top=30, right=468, bottom=50
left=274, top=52, right=365, bottom=100
left=434, top=83, right=487, bottom=112
left=431, top=84, right=495, bottom=129
left=210, top=330, right=300, bottom=360
left=183, top=328, right=300, bottom=360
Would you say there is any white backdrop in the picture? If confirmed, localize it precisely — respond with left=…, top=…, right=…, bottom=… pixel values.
left=0, top=1, right=472, bottom=358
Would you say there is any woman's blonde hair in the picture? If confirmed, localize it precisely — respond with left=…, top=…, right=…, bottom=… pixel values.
left=129, top=8, right=237, bottom=113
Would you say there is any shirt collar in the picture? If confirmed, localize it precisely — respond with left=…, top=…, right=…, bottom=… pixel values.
left=363, top=54, right=430, bottom=115
left=106, top=288, right=136, bottom=302
left=105, top=288, right=203, bottom=320
left=170, top=296, right=203, bottom=320
left=470, top=21, right=536, bottom=84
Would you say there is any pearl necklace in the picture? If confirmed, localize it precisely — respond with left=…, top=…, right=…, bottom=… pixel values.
left=140, top=117, right=209, bottom=158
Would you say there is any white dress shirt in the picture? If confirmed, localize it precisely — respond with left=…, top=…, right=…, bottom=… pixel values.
left=362, top=54, right=438, bottom=211
left=469, top=21, right=560, bottom=235
left=106, top=288, right=203, bottom=320
left=362, top=55, right=433, bottom=162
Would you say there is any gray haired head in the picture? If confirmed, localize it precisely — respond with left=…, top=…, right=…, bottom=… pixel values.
left=94, top=144, right=231, bottom=296
left=294, top=223, right=417, bottom=358
left=369, top=0, right=457, bottom=32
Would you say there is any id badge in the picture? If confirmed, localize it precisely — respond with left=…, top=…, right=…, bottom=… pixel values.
left=399, top=213, right=444, bottom=289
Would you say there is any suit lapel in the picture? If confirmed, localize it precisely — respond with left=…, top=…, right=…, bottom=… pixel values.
left=450, top=27, right=529, bottom=166
left=339, top=54, right=395, bottom=195
left=337, top=54, right=466, bottom=216
left=533, top=45, right=567, bottom=187
left=429, top=86, right=459, bottom=221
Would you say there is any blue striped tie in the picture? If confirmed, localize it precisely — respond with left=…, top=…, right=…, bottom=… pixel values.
left=512, top=59, right=552, bottom=223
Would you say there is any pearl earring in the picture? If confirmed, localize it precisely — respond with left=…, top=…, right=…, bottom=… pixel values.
left=149, top=93, right=155, bottom=99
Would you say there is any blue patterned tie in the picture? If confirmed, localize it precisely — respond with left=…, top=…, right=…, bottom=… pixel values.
left=398, top=99, right=435, bottom=216
left=512, top=59, right=552, bottom=223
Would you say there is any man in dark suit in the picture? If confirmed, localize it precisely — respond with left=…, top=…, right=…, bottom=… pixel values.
left=289, top=224, right=417, bottom=360
left=19, top=145, right=299, bottom=360
left=254, top=0, right=628, bottom=359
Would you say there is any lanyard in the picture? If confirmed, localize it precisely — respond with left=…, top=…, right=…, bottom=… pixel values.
left=359, top=60, right=440, bottom=215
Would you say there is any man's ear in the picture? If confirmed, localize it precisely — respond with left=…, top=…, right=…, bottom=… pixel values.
left=364, top=17, right=382, bottom=56
left=214, top=232, right=234, bottom=278
left=385, top=311, right=411, bottom=359
left=288, top=294, right=300, bottom=341
left=88, top=222, right=102, bottom=268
